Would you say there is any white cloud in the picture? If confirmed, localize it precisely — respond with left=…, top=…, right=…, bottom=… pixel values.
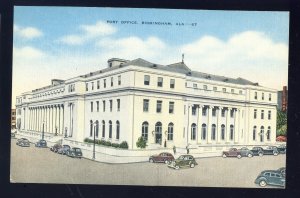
left=58, top=21, right=117, bottom=45
left=14, top=25, right=43, bottom=39
left=13, top=46, right=45, bottom=60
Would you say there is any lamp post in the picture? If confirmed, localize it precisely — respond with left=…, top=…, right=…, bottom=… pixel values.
left=64, top=127, right=68, bottom=138
left=42, top=121, right=45, bottom=140
left=55, top=126, right=58, bottom=136
left=92, top=121, right=98, bottom=160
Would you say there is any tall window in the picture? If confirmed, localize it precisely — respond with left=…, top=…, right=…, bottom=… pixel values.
left=144, top=75, right=150, bottom=85
left=191, top=123, right=197, bottom=140
left=254, top=92, right=257, bottom=99
left=230, top=109, right=234, bottom=118
left=211, top=124, right=216, bottom=140
left=170, top=79, right=175, bottom=88
left=90, top=120, right=93, bottom=137
left=221, top=109, right=225, bottom=117
left=103, top=100, right=106, bottom=112
left=254, top=109, right=257, bottom=119
left=116, top=121, right=120, bottom=140
left=168, top=123, right=174, bottom=141
left=91, top=82, right=94, bottom=90
left=269, top=93, right=272, bottom=101
left=102, top=120, right=105, bottom=138
left=111, top=77, right=113, bottom=87
left=95, top=120, right=99, bottom=137
left=202, top=107, right=207, bottom=116
left=201, top=124, right=206, bottom=140
left=192, top=105, right=197, bottom=115
left=157, top=77, right=163, bottom=87
left=109, top=100, right=113, bottom=112
left=104, top=79, right=106, bottom=88
left=90, top=102, right=93, bottom=112
left=96, top=101, right=99, bottom=112
left=97, top=80, right=100, bottom=89
left=156, top=100, right=162, bottom=113
left=109, top=120, right=112, bottom=138
left=117, top=99, right=120, bottom=111
left=212, top=108, right=216, bottom=117
left=142, top=121, right=149, bottom=141
left=230, top=125, right=234, bottom=140
left=267, top=126, right=271, bottom=141
left=260, top=126, right=264, bottom=142
left=268, top=110, right=271, bottom=120
left=118, top=75, right=121, bottom=85
left=143, top=99, right=149, bottom=112
left=261, top=110, right=264, bottom=119
left=169, top=102, right=174, bottom=114
left=262, top=92, right=265, bottom=100
left=221, top=124, right=225, bottom=140
left=253, top=126, right=257, bottom=141
left=86, top=83, right=88, bottom=91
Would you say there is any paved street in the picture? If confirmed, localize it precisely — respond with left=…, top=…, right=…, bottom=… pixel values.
left=10, top=138, right=286, bottom=188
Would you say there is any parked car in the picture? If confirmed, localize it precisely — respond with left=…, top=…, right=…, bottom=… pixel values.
left=276, top=135, right=287, bottom=142
left=35, top=139, right=47, bottom=148
left=167, top=155, right=198, bottom=170
left=250, top=147, right=264, bottom=156
left=254, top=170, right=285, bottom=187
left=149, top=152, right=175, bottom=163
left=16, top=138, right=30, bottom=147
left=262, top=146, right=279, bottom=156
left=277, top=167, right=286, bottom=177
left=222, top=148, right=242, bottom=159
left=11, top=132, right=16, bottom=138
left=277, top=145, right=286, bottom=154
left=238, top=147, right=254, bottom=157
left=57, top=145, right=71, bottom=155
left=66, top=147, right=82, bottom=158
left=50, top=143, right=62, bottom=152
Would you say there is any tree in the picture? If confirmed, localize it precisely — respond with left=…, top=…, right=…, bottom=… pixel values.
left=276, top=110, right=287, bottom=137
left=136, top=137, right=147, bottom=148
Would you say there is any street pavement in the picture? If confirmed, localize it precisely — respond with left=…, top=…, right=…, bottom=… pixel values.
left=10, top=138, right=286, bottom=188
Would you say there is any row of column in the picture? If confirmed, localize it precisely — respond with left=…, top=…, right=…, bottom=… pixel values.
left=27, top=105, right=64, bottom=135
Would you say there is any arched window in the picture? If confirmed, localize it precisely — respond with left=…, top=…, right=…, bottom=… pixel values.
left=109, top=120, right=112, bottom=138
left=230, top=125, right=234, bottom=140
left=211, top=124, right=216, bottom=140
left=201, top=124, right=206, bottom=140
left=267, top=126, right=271, bottom=141
left=253, top=126, right=257, bottom=141
left=116, top=121, right=120, bottom=140
left=142, top=121, right=149, bottom=141
left=221, top=124, right=225, bottom=140
left=95, top=120, right=99, bottom=137
left=90, top=120, right=93, bottom=137
left=260, top=126, right=264, bottom=142
left=168, top=123, right=174, bottom=141
left=102, top=120, right=105, bottom=138
left=191, top=123, right=196, bottom=140
left=155, top=122, right=162, bottom=144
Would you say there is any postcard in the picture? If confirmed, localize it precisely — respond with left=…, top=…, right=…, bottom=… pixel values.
left=10, top=6, right=288, bottom=188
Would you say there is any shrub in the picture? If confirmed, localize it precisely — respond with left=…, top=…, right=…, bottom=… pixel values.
left=119, top=141, right=129, bottom=149
left=112, top=143, right=120, bottom=148
left=136, top=137, right=147, bottom=148
left=105, top=141, right=112, bottom=147
left=99, top=140, right=106, bottom=145
left=84, top=138, right=89, bottom=143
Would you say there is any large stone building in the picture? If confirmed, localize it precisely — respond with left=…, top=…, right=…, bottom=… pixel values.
left=15, top=58, right=277, bottom=150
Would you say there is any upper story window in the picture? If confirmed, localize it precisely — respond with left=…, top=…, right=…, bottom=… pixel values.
left=104, top=79, right=106, bottom=88
left=90, top=102, right=93, bottom=112
left=212, top=108, right=216, bottom=117
left=143, top=99, right=149, bottom=112
left=213, top=87, right=217, bottom=91
left=202, top=107, right=207, bottom=116
left=262, top=92, right=264, bottom=100
left=261, top=110, right=264, bottom=119
left=221, top=109, right=225, bottom=117
left=192, top=105, right=197, bottom=115
left=254, top=109, right=257, bottom=119
left=239, top=90, right=243, bottom=95
left=111, top=77, right=113, bottom=87
left=103, top=100, right=106, bottom=112
left=222, top=88, right=226, bottom=93
left=157, top=77, right=163, bottom=87
left=117, top=99, right=120, bottom=111
left=109, top=100, right=113, bottom=112
left=254, top=92, right=257, bottom=99
left=156, top=100, right=162, bottom=113
left=91, top=82, right=94, bottom=90
left=203, top=85, right=208, bottom=90
left=231, top=89, right=234, bottom=94
left=118, top=75, right=121, bottom=85
left=269, top=93, right=272, bottom=101
left=268, top=110, right=271, bottom=120
left=169, top=101, right=174, bottom=114
left=97, top=80, right=100, bottom=89
left=193, top=83, right=197, bottom=88
left=86, top=83, right=88, bottom=91
left=144, top=75, right=150, bottom=85
left=96, top=101, right=99, bottom=112
left=170, top=79, right=175, bottom=89
left=230, top=109, right=234, bottom=118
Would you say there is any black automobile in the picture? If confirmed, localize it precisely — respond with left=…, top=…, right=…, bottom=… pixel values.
left=35, top=140, right=47, bottom=148
left=50, top=143, right=62, bottom=152
left=254, top=170, right=285, bottom=187
left=66, top=147, right=82, bottom=158
left=250, top=147, right=264, bottom=156
left=238, top=147, right=254, bottom=157
left=261, top=146, right=279, bottom=156
left=57, top=145, right=71, bottom=155
left=16, top=138, right=30, bottom=147
left=277, top=145, right=286, bottom=154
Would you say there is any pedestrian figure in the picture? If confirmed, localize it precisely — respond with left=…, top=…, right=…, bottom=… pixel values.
left=173, top=146, right=176, bottom=155
left=186, top=145, right=189, bottom=154
left=164, top=139, right=167, bottom=148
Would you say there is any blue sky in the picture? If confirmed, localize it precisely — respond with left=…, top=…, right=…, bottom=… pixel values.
left=12, top=6, right=289, bottom=107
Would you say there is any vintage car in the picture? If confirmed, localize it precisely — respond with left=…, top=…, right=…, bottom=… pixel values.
left=66, top=147, right=82, bottom=158
left=50, top=143, right=62, bottom=153
left=222, top=148, right=242, bottom=158
left=250, top=147, right=264, bottom=156
left=238, top=147, right=254, bottom=157
left=277, top=167, right=286, bottom=177
left=254, top=170, right=285, bottom=187
left=262, top=146, right=279, bottom=156
left=167, top=155, right=198, bottom=170
left=16, top=138, right=30, bottom=147
left=277, top=145, right=286, bottom=154
left=35, top=139, right=47, bottom=148
left=11, top=132, right=16, bottom=138
left=149, top=152, right=175, bottom=163
left=57, top=145, right=71, bottom=155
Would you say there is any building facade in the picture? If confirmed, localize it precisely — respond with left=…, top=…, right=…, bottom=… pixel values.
left=11, top=109, right=16, bottom=130
left=15, top=58, right=278, bottom=149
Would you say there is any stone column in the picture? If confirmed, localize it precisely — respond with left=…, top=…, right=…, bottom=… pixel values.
left=216, top=106, right=222, bottom=143
left=226, top=107, right=231, bottom=142
left=207, top=106, right=212, bottom=143
left=234, top=108, right=239, bottom=143
left=61, top=105, right=64, bottom=134
left=197, top=105, right=203, bottom=144
left=47, top=106, right=50, bottom=133
left=49, top=106, right=53, bottom=133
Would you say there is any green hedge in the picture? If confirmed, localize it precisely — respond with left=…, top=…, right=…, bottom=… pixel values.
left=83, top=138, right=128, bottom=149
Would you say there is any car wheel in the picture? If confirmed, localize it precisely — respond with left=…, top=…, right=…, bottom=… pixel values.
left=149, top=159, right=154, bottom=163
left=222, top=154, right=227, bottom=158
left=237, top=154, right=242, bottom=159
left=259, top=152, right=263, bottom=157
left=190, top=163, right=195, bottom=168
left=259, top=180, right=267, bottom=187
left=274, top=152, right=279, bottom=156
left=175, top=165, right=180, bottom=170
left=164, top=160, right=169, bottom=164
left=248, top=153, right=253, bottom=158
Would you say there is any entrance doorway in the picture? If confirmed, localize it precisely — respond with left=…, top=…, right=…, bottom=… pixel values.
left=155, top=122, right=162, bottom=145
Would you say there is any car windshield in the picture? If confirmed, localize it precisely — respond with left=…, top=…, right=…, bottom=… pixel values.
left=63, top=145, right=70, bottom=148
left=178, top=156, right=184, bottom=160
left=75, top=148, right=81, bottom=152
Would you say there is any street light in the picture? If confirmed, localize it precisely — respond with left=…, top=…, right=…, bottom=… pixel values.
left=42, top=121, right=45, bottom=140
left=64, top=127, right=68, bottom=138
left=92, top=121, right=98, bottom=160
